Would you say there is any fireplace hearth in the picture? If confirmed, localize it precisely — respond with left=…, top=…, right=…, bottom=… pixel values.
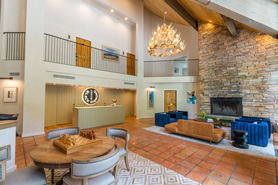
left=210, top=97, right=243, bottom=117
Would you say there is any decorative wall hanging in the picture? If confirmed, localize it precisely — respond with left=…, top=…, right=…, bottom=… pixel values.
left=3, top=87, right=17, bottom=103
left=174, top=67, right=179, bottom=73
left=147, top=90, right=154, bottom=109
left=187, top=91, right=196, bottom=104
left=82, top=88, right=99, bottom=105
left=102, top=45, right=120, bottom=62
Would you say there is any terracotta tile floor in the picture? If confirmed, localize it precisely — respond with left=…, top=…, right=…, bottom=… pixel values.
left=16, top=117, right=278, bottom=185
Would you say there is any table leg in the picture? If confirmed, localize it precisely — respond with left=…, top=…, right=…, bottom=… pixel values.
left=51, top=169, right=54, bottom=184
left=55, top=169, right=70, bottom=185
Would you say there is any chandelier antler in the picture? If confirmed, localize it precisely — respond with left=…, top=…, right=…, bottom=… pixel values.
left=147, top=23, right=185, bottom=57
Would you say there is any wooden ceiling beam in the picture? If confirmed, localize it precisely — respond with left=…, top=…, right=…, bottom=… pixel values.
left=191, top=0, right=278, bottom=36
left=165, top=0, right=198, bottom=31
left=220, top=15, right=238, bottom=37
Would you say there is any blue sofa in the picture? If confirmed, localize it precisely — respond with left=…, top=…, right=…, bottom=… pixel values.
left=237, top=116, right=271, bottom=138
left=168, top=110, right=188, bottom=120
left=231, top=120, right=269, bottom=147
left=155, top=112, right=178, bottom=127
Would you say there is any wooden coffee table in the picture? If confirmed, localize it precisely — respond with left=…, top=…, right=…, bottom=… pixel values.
left=194, top=118, right=222, bottom=128
left=30, top=135, right=115, bottom=169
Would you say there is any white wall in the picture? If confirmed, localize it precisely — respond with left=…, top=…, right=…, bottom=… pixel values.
left=45, top=0, right=136, bottom=56
left=2, top=0, right=26, bottom=32
left=139, top=82, right=200, bottom=119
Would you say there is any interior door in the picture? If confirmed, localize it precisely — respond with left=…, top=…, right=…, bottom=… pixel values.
left=76, top=37, right=91, bottom=68
left=164, top=90, right=177, bottom=112
left=127, top=53, right=135, bottom=76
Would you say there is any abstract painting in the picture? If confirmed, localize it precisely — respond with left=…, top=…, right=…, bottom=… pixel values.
left=147, top=90, right=154, bottom=109
left=187, top=91, right=196, bottom=104
left=3, top=87, right=17, bottom=103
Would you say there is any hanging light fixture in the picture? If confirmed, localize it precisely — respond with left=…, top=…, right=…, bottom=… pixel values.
left=147, top=2, right=186, bottom=57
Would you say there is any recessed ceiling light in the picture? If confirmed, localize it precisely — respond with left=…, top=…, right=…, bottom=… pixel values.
left=209, top=20, right=212, bottom=23
left=110, top=9, right=114, bottom=13
left=125, top=17, right=128, bottom=20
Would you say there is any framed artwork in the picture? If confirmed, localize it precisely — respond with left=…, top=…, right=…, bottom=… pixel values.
left=187, top=91, right=196, bottom=104
left=102, top=45, right=120, bottom=62
left=147, top=90, right=154, bottom=109
left=3, top=87, right=17, bottom=103
left=174, top=67, right=179, bottom=73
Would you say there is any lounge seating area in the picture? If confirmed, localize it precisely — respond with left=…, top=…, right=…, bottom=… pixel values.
left=0, top=0, right=278, bottom=185
left=165, top=119, right=226, bottom=143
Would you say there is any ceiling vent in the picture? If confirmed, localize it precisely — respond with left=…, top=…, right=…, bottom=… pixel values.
left=124, top=82, right=135, bottom=85
left=53, top=74, right=75, bottom=80
left=9, top=72, right=20, bottom=76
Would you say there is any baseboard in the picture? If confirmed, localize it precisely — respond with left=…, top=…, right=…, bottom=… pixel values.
left=22, top=131, right=45, bottom=138
left=136, top=116, right=154, bottom=119
left=6, top=165, right=17, bottom=173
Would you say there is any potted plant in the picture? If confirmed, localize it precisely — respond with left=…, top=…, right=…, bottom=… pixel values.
left=200, top=111, right=206, bottom=120
left=112, top=99, right=117, bottom=106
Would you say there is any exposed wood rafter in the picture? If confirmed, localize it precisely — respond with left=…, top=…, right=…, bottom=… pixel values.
left=220, top=15, right=238, bottom=37
left=165, top=0, right=198, bottom=31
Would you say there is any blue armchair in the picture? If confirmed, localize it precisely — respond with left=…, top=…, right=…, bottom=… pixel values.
left=168, top=110, right=188, bottom=120
left=155, top=112, right=178, bottom=127
left=238, top=116, right=271, bottom=138
left=231, top=121, right=269, bottom=147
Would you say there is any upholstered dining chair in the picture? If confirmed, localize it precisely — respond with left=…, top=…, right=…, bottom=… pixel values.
left=0, top=145, right=46, bottom=185
left=106, top=128, right=130, bottom=171
left=46, top=127, right=79, bottom=184
left=46, top=127, right=79, bottom=141
left=63, top=144, right=120, bottom=185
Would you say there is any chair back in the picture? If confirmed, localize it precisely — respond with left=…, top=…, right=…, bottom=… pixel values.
left=0, top=145, right=10, bottom=182
left=46, top=127, right=79, bottom=141
left=0, top=145, right=10, bottom=163
left=71, top=144, right=120, bottom=179
left=106, top=128, right=130, bottom=142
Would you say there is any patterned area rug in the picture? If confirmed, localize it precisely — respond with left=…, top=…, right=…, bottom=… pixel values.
left=144, top=126, right=275, bottom=161
left=45, top=151, right=199, bottom=185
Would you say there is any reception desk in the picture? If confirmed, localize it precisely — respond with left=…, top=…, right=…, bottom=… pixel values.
left=72, top=105, right=125, bottom=129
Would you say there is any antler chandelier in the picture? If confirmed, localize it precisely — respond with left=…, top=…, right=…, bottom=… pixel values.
left=147, top=9, right=186, bottom=57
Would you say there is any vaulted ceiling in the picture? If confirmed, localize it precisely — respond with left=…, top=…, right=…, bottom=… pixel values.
left=143, top=0, right=278, bottom=37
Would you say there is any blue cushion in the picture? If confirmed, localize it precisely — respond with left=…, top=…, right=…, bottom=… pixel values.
left=169, top=118, right=178, bottom=123
left=182, top=116, right=188, bottom=120
left=238, top=117, right=271, bottom=138
left=231, top=121, right=269, bottom=147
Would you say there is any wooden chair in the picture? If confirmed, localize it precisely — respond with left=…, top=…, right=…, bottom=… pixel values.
left=106, top=128, right=130, bottom=171
left=63, top=144, right=120, bottom=185
left=0, top=145, right=46, bottom=185
left=46, top=127, right=79, bottom=184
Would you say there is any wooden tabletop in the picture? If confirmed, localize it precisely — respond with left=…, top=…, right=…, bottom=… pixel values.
left=0, top=120, right=17, bottom=130
left=30, top=135, right=115, bottom=169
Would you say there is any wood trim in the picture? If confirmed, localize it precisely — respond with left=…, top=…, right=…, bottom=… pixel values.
left=165, top=0, right=198, bottom=31
left=0, top=120, right=17, bottom=130
left=221, top=14, right=238, bottom=37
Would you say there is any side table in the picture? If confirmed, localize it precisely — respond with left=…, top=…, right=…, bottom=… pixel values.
left=232, top=130, right=249, bottom=149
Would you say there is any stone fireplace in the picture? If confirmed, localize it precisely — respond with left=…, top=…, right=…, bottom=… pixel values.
left=198, top=22, right=278, bottom=123
left=210, top=97, right=243, bottom=117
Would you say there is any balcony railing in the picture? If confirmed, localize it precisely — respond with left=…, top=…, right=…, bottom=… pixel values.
left=3, top=32, right=26, bottom=60
left=144, top=59, right=199, bottom=77
left=44, top=33, right=137, bottom=76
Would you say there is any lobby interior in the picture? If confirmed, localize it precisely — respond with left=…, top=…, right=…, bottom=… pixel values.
left=0, top=0, right=278, bottom=185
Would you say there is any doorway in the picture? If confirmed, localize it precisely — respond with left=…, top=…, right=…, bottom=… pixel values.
left=127, top=53, right=135, bottom=76
left=76, top=37, right=91, bottom=68
left=164, top=90, right=177, bottom=112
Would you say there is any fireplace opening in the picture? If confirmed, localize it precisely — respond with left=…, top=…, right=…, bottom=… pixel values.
left=210, top=97, right=243, bottom=117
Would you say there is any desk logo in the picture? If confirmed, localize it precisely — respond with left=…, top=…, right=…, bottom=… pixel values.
left=82, top=88, right=99, bottom=105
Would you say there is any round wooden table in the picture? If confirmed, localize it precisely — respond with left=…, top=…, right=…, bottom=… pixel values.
left=30, top=135, right=115, bottom=169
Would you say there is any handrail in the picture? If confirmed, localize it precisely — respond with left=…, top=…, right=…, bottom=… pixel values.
left=3, top=32, right=26, bottom=60
left=44, top=33, right=137, bottom=76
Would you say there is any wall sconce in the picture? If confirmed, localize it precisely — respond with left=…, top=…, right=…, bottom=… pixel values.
left=150, top=86, right=155, bottom=89
left=0, top=77, right=13, bottom=80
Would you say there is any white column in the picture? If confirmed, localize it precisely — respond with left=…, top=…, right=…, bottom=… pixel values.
left=22, top=0, right=45, bottom=137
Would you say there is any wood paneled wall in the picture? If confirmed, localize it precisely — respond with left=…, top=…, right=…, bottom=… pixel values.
left=45, top=85, right=135, bottom=127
